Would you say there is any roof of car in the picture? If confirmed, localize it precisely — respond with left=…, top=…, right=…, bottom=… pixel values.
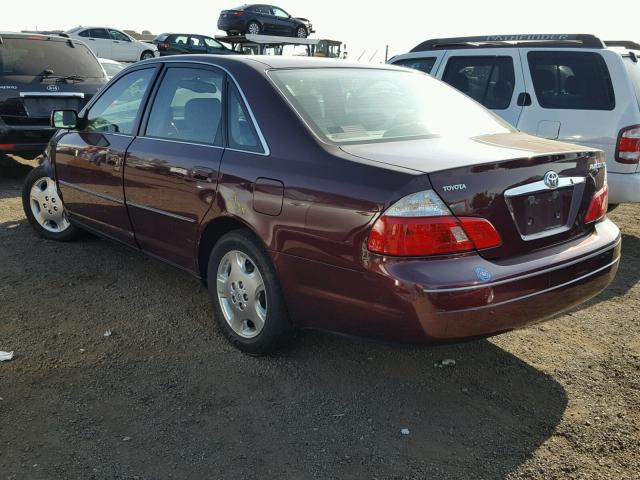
left=411, top=34, right=607, bottom=52
left=0, top=31, right=83, bottom=44
left=145, top=55, right=402, bottom=71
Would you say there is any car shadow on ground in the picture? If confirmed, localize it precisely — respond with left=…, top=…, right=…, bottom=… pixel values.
left=0, top=216, right=568, bottom=479
left=0, top=154, right=34, bottom=180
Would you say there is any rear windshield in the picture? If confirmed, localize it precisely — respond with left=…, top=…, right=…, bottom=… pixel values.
left=269, top=68, right=513, bottom=145
left=155, top=34, right=169, bottom=42
left=527, top=51, right=615, bottom=110
left=0, top=37, right=104, bottom=78
left=392, top=57, right=437, bottom=74
left=623, top=56, right=640, bottom=110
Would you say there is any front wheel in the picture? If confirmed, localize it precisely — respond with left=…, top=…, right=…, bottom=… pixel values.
left=140, top=50, right=155, bottom=61
left=207, top=230, right=292, bottom=354
left=295, top=26, right=308, bottom=38
left=22, top=166, right=81, bottom=241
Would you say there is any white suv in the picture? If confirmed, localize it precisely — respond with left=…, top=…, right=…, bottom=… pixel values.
left=65, top=26, right=158, bottom=63
left=389, top=34, right=640, bottom=205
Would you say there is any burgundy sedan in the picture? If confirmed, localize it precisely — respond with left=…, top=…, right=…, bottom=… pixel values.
left=22, top=56, right=620, bottom=353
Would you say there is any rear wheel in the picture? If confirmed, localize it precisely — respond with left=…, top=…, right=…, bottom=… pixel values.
left=295, top=26, right=308, bottom=38
left=140, top=50, right=155, bottom=61
left=207, top=230, right=292, bottom=354
left=247, top=21, right=261, bottom=35
left=22, top=166, right=80, bottom=241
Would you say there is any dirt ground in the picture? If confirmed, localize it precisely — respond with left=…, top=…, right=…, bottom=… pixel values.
left=0, top=154, right=638, bottom=480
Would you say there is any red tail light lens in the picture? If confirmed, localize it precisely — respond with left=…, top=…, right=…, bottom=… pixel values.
left=0, top=144, right=16, bottom=150
left=233, top=11, right=244, bottom=16
left=615, top=125, right=640, bottom=164
left=159, top=42, right=170, bottom=49
left=584, top=185, right=609, bottom=223
left=367, top=190, right=502, bottom=256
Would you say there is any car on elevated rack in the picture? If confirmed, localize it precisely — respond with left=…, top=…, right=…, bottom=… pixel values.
left=389, top=34, right=640, bottom=207
left=65, top=26, right=159, bottom=62
left=217, top=4, right=313, bottom=38
left=0, top=32, right=107, bottom=159
left=23, top=55, right=619, bottom=353
left=153, top=33, right=235, bottom=56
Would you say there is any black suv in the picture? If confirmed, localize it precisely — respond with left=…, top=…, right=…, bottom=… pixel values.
left=0, top=33, right=107, bottom=159
left=153, top=33, right=235, bottom=56
left=217, top=4, right=313, bottom=38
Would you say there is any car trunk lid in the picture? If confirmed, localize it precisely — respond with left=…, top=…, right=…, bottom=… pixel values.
left=341, top=132, right=607, bottom=259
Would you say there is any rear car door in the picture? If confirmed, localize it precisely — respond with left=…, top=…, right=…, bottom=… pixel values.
left=187, top=36, right=208, bottom=54
left=124, top=65, right=225, bottom=270
left=434, top=49, right=526, bottom=126
left=82, top=28, right=112, bottom=58
left=54, top=66, right=157, bottom=246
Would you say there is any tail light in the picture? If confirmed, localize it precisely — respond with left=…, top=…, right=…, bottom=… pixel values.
left=232, top=11, right=244, bottom=16
left=0, top=144, right=16, bottom=150
left=367, top=190, right=502, bottom=256
left=584, top=184, right=609, bottom=223
left=615, top=125, right=640, bottom=164
left=158, top=42, right=170, bottom=50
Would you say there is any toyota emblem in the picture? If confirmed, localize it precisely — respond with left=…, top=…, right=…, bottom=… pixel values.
left=543, top=171, right=560, bottom=189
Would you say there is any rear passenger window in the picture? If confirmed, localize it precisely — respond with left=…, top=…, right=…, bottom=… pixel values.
left=528, top=51, right=615, bottom=110
left=145, top=67, right=224, bottom=145
left=442, top=56, right=515, bottom=110
left=227, top=84, right=263, bottom=153
left=393, top=58, right=437, bottom=74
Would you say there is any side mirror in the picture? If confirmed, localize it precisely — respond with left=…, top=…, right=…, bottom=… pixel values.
left=51, top=110, right=78, bottom=129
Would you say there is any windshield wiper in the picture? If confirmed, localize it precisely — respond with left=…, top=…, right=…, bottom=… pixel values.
left=40, top=70, right=86, bottom=83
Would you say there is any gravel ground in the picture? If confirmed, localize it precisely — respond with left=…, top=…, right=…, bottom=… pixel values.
left=1, top=155, right=638, bottom=479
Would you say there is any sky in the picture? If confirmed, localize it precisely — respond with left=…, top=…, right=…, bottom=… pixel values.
left=2, top=1, right=638, bottom=62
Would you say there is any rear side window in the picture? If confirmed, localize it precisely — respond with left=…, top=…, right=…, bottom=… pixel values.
left=90, top=29, right=110, bottom=39
left=145, top=67, right=224, bottom=145
left=442, top=56, right=515, bottom=110
left=85, top=68, right=154, bottom=135
left=393, top=57, right=437, bottom=74
left=227, top=84, right=263, bottom=153
left=78, top=30, right=90, bottom=38
left=623, top=57, right=640, bottom=110
left=528, top=51, right=615, bottom=110
left=174, top=35, right=188, bottom=45
left=0, top=38, right=104, bottom=78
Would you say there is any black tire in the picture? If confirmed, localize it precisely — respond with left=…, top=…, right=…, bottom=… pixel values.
left=246, top=21, right=261, bottom=35
left=22, top=166, right=81, bottom=242
left=207, top=229, right=292, bottom=354
left=295, top=26, right=308, bottom=38
left=140, top=50, right=155, bottom=61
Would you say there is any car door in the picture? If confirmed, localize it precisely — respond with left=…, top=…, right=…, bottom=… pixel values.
left=78, top=28, right=112, bottom=58
left=54, top=66, right=158, bottom=246
left=269, top=6, right=294, bottom=35
left=123, top=65, right=225, bottom=270
left=108, top=29, right=137, bottom=62
left=434, top=49, right=526, bottom=127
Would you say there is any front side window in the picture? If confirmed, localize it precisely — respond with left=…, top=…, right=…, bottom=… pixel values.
left=528, top=51, right=615, bottom=110
left=228, top=84, right=263, bottom=153
left=269, top=68, right=512, bottom=145
left=393, top=57, right=437, bottom=74
left=272, top=7, right=289, bottom=18
left=442, top=56, right=515, bottom=110
left=85, top=68, right=154, bottom=134
left=109, top=29, right=130, bottom=42
left=145, top=67, right=224, bottom=145
left=204, top=37, right=225, bottom=49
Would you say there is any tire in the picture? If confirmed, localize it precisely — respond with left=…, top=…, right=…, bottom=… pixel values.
left=246, top=21, right=261, bottom=35
left=22, top=166, right=81, bottom=242
left=140, top=50, right=155, bottom=61
left=207, top=230, right=292, bottom=354
left=295, top=26, right=308, bottom=38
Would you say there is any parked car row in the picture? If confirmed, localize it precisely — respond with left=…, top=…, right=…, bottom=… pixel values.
left=65, top=26, right=159, bottom=62
left=389, top=35, right=640, bottom=206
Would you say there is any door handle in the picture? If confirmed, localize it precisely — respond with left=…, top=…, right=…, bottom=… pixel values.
left=191, top=166, right=214, bottom=182
left=517, top=92, right=532, bottom=107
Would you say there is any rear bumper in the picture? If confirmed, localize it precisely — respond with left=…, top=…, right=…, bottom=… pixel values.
left=608, top=171, right=640, bottom=204
left=217, top=18, right=246, bottom=32
left=275, top=219, right=620, bottom=343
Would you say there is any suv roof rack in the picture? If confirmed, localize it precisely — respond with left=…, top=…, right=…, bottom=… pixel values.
left=411, top=34, right=605, bottom=52
left=604, top=40, right=640, bottom=50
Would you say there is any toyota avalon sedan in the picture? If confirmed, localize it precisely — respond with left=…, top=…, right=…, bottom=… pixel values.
left=22, top=56, right=620, bottom=353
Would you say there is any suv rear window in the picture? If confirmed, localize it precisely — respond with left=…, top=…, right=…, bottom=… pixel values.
left=527, top=51, right=615, bottom=110
left=442, top=56, right=515, bottom=110
left=0, top=37, right=104, bottom=78
left=393, top=58, right=437, bottom=74
left=623, top=57, right=640, bottom=110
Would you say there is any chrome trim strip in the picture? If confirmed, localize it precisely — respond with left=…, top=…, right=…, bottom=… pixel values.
left=126, top=201, right=196, bottom=223
left=442, top=256, right=620, bottom=312
left=422, top=238, right=621, bottom=293
left=58, top=180, right=124, bottom=204
left=504, top=176, right=585, bottom=197
left=135, top=135, right=225, bottom=151
left=158, top=59, right=270, bottom=156
left=20, top=92, right=85, bottom=98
